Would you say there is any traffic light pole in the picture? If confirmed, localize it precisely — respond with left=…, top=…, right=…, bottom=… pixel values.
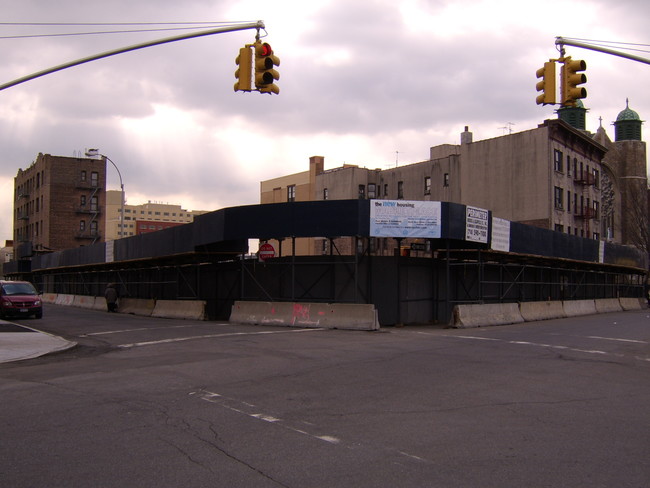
left=556, top=37, right=650, bottom=66
left=0, top=21, right=265, bottom=92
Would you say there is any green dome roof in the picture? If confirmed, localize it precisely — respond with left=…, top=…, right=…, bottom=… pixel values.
left=616, top=99, right=640, bottom=121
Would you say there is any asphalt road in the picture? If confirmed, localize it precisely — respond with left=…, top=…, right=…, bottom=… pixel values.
left=1, top=304, right=649, bottom=487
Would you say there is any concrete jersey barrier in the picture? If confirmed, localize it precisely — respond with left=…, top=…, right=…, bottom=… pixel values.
left=229, top=301, right=379, bottom=331
left=594, top=298, right=623, bottom=314
left=619, top=297, right=644, bottom=311
left=562, top=299, right=597, bottom=317
left=151, top=300, right=206, bottom=320
left=519, top=301, right=566, bottom=322
left=450, top=303, right=524, bottom=328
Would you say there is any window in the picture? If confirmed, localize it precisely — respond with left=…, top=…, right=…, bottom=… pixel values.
left=358, top=184, right=366, bottom=199
left=554, top=186, right=564, bottom=209
left=554, top=149, right=563, bottom=172
left=443, top=173, right=449, bottom=187
left=593, top=201, right=600, bottom=220
left=90, top=221, right=98, bottom=234
left=90, top=171, right=99, bottom=187
left=424, top=176, right=431, bottom=194
left=79, top=220, right=86, bottom=231
left=567, top=191, right=571, bottom=212
left=397, top=181, right=404, bottom=199
left=368, top=183, right=377, bottom=199
left=384, top=184, right=388, bottom=198
left=90, top=196, right=98, bottom=212
left=593, top=169, right=600, bottom=188
left=80, top=170, right=87, bottom=182
left=567, top=155, right=572, bottom=176
left=287, top=185, right=296, bottom=202
left=554, top=224, right=564, bottom=233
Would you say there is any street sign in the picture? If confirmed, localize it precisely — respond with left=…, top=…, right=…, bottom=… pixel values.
left=258, top=242, right=276, bottom=261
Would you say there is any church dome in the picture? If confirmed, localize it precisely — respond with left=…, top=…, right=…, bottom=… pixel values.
left=616, top=99, right=640, bottom=121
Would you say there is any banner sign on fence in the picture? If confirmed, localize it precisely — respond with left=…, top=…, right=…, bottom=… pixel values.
left=370, top=200, right=442, bottom=238
left=490, top=217, right=511, bottom=252
left=465, top=206, right=489, bottom=243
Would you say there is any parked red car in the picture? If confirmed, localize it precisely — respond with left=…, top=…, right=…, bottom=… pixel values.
left=0, top=280, right=43, bottom=319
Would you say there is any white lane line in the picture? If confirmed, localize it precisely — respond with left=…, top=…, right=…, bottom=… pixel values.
left=448, top=335, right=650, bottom=361
left=118, top=328, right=324, bottom=349
left=191, top=389, right=342, bottom=445
left=83, top=324, right=225, bottom=336
left=585, top=335, right=647, bottom=344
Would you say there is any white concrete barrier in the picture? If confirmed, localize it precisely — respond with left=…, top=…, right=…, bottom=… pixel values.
left=519, top=301, right=566, bottom=322
left=595, top=298, right=623, bottom=314
left=229, top=301, right=379, bottom=331
left=55, top=294, right=75, bottom=306
left=151, top=300, right=206, bottom=320
left=619, top=297, right=645, bottom=311
left=562, top=299, right=597, bottom=317
left=41, top=293, right=58, bottom=304
left=450, top=303, right=524, bottom=328
left=72, top=295, right=98, bottom=309
left=118, top=298, right=155, bottom=316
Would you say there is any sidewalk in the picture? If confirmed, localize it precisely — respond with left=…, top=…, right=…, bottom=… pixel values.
left=0, top=320, right=76, bottom=364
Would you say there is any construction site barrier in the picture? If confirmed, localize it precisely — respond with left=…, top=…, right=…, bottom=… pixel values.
left=72, top=295, right=99, bottom=310
left=229, top=301, right=380, bottom=331
left=151, top=300, right=206, bottom=320
left=118, top=298, right=155, bottom=316
left=55, top=294, right=75, bottom=306
left=450, top=302, right=524, bottom=328
left=41, top=293, right=58, bottom=304
left=519, top=301, right=566, bottom=322
left=594, top=298, right=623, bottom=314
left=619, top=297, right=645, bottom=311
left=562, top=299, right=597, bottom=317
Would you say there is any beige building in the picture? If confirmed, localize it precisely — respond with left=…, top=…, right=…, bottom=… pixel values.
left=260, top=156, right=324, bottom=255
left=105, top=190, right=207, bottom=240
left=261, top=109, right=646, bottom=256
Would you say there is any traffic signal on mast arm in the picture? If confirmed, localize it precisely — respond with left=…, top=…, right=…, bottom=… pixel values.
left=254, top=41, right=280, bottom=94
left=560, top=56, right=587, bottom=106
left=234, top=46, right=253, bottom=92
left=535, top=61, right=556, bottom=105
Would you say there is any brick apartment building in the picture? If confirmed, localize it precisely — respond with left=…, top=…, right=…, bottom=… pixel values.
left=13, top=153, right=106, bottom=257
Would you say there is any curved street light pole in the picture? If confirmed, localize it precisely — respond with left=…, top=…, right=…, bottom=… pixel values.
left=85, top=149, right=125, bottom=239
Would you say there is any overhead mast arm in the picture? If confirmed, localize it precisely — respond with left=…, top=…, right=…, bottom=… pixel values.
left=556, top=37, right=650, bottom=65
left=0, top=20, right=265, bottom=91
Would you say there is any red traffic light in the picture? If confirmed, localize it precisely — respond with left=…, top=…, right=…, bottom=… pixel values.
left=260, top=43, right=273, bottom=56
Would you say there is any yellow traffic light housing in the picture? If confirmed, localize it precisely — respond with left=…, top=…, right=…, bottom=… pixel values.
left=561, top=56, right=587, bottom=107
left=254, top=41, right=280, bottom=94
left=234, top=46, right=253, bottom=92
left=535, top=61, right=556, bottom=105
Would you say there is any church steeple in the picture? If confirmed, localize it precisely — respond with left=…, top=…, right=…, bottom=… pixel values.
left=614, top=99, right=643, bottom=141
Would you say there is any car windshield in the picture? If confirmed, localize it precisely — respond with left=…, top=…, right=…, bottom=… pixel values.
left=2, top=283, right=37, bottom=296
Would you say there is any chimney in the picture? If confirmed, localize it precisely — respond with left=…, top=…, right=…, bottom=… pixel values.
left=460, top=126, right=473, bottom=144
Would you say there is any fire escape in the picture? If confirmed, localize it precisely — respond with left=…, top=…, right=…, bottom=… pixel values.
left=76, top=178, right=101, bottom=245
left=574, top=167, right=597, bottom=236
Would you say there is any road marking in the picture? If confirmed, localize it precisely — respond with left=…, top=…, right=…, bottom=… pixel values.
left=82, top=324, right=225, bottom=336
left=448, top=335, right=650, bottom=362
left=117, top=328, right=324, bottom=349
left=585, top=335, right=647, bottom=344
left=191, top=389, right=342, bottom=446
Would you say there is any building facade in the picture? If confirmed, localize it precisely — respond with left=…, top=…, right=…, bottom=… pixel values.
left=13, top=153, right=107, bottom=257
left=105, top=191, right=205, bottom=239
left=261, top=109, right=646, bottom=256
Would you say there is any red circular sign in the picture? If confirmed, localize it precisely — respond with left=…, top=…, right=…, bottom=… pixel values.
left=258, top=242, right=276, bottom=261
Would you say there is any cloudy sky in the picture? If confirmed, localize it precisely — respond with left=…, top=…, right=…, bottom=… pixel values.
left=1, top=0, right=648, bottom=243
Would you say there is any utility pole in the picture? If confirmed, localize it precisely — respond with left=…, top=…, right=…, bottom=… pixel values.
left=0, top=21, right=265, bottom=91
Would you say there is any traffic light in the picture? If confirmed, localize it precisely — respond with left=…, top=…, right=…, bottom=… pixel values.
left=254, top=41, right=280, bottom=94
left=535, top=61, right=556, bottom=105
left=234, top=46, right=253, bottom=92
left=561, top=56, right=587, bottom=106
